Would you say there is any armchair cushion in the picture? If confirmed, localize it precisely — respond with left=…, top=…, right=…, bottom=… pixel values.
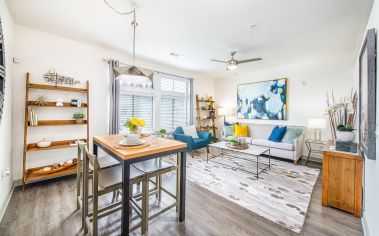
left=182, top=125, right=199, bottom=139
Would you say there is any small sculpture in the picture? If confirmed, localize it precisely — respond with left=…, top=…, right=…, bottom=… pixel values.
left=56, top=98, right=64, bottom=107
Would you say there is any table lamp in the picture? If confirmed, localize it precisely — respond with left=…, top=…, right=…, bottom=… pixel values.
left=218, top=107, right=234, bottom=124
left=308, top=118, right=326, bottom=140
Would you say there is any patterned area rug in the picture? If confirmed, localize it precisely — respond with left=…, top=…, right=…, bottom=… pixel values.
left=168, top=150, right=320, bottom=233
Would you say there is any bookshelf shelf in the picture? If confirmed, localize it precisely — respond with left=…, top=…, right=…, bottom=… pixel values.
left=195, top=95, right=217, bottom=141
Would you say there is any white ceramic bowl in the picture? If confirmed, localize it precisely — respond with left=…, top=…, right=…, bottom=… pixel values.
left=37, top=140, right=52, bottom=148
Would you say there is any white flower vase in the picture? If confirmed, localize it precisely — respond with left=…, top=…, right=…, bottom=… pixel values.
left=126, top=128, right=141, bottom=144
left=336, top=131, right=356, bottom=142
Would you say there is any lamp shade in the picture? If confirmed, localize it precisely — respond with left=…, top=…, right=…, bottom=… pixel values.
left=218, top=107, right=228, bottom=116
left=308, top=118, right=326, bottom=129
left=218, top=107, right=234, bottom=116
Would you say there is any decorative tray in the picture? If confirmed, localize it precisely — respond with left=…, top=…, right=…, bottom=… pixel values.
left=226, top=142, right=249, bottom=150
left=30, top=161, right=77, bottom=175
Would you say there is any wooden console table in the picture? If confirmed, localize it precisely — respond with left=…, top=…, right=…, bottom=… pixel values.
left=322, top=143, right=363, bottom=217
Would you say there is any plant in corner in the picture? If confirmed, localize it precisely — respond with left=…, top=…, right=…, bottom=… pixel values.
left=73, top=112, right=86, bottom=124
left=325, top=89, right=357, bottom=142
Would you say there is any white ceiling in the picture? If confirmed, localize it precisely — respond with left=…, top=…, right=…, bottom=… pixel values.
left=6, top=0, right=373, bottom=77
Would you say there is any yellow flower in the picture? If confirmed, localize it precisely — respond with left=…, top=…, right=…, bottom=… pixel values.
left=138, top=119, right=145, bottom=127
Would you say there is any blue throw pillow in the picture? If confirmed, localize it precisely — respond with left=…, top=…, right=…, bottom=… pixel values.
left=223, top=125, right=234, bottom=136
left=281, top=127, right=304, bottom=144
left=268, top=126, right=287, bottom=142
left=224, top=121, right=233, bottom=126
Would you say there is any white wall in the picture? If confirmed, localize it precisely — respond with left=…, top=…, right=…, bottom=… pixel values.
left=0, top=0, right=13, bottom=220
left=356, top=1, right=379, bottom=235
left=214, top=53, right=355, bottom=144
left=11, top=24, right=209, bottom=181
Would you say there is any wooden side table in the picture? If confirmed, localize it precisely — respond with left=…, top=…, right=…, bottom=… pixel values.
left=322, top=143, right=363, bottom=217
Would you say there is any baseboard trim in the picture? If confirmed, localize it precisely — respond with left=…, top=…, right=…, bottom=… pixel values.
left=362, top=214, right=370, bottom=236
left=0, top=183, right=15, bottom=223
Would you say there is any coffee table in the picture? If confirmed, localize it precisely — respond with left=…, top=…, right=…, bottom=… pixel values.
left=207, top=141, right=271, bottom=179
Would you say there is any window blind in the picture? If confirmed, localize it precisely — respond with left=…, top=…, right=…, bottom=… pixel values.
left=119, top=93, right=154, bottom=133
left=160, top=96, right=188, bottom=132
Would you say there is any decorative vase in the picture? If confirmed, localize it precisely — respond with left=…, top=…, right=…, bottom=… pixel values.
left=75, top=118, right=83, bottom=124
left=126, top=128, right=141, bottom=144
left=336, top=131, right=356, bottom=142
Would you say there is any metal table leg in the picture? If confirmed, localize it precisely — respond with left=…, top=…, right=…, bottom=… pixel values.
left=179, top=151, right=186, bottom=222
left=121, top=161, right=131, bottom=236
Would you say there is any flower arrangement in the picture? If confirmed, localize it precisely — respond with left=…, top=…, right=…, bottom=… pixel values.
left=325, top=90, right=357, bottom=141
left=124, top=117, right=145, bottom=133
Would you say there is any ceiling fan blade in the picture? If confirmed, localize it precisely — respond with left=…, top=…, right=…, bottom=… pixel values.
left=238, top=58, right=263, bottom=64
left=211, top=59, right=227, bottom=63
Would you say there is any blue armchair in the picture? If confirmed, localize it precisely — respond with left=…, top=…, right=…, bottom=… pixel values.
left=173, top=127, right=212, bottom=158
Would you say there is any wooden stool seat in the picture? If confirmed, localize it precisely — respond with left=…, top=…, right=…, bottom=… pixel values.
left=98, top=165, right=144, bottom=190
left=133, top=158, right=175, bottom=174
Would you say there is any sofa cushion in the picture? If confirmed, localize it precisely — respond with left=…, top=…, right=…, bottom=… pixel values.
left=268, top=125, right=287, bottom=142
left=234, top=124, right=248, bottom=137
left=182, top=125, right=199, bottom=139
left=251, top=139, right=294, bottom=151
left=223, top=125, right=234, bottom=136
left=281, top=127, right=304, bottom=144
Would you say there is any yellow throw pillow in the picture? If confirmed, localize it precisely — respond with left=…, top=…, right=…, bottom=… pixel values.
left=234, top=124, right=248, bottom=137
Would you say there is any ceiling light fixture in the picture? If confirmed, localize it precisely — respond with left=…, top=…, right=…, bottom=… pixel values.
left=104, top=0, right=150, bottom=82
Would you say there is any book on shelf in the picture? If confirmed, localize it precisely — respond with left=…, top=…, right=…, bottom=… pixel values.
left=29, top=109, right=38, bottom=126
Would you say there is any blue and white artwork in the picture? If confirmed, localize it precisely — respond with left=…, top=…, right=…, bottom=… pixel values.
left=237, top=79, right=287, bottom=120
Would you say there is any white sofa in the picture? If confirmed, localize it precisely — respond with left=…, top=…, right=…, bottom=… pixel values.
left=221, top=124, right=305, bottom=164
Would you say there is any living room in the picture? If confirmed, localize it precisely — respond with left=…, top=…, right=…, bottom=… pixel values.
left=0, top=0, right=378, bottom=235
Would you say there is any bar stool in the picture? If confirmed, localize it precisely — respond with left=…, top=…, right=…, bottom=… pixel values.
left=133, top=157, right=180, bottom=233
left=83, top=146, right=148, bottom=236
left=76, top=140, right=120, bottom=227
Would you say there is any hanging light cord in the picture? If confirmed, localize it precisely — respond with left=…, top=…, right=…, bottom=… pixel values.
left=104, top=0, right=137, bottom=63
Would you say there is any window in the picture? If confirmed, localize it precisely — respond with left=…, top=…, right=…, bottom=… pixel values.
left=160, top=96, right=188, bottom=132
left=119, top=92, right=154, bottom=133
left=117, top=72, right=191, bottom=134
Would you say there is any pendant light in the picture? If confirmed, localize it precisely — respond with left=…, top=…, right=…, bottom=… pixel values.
left=105, top=0, right=152, bottom=86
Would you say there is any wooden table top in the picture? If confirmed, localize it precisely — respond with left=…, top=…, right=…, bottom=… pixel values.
left=93, top=135, right=187, bottom=160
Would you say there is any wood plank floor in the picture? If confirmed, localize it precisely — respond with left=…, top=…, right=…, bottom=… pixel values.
left=0, top=160, right=363, bottom=236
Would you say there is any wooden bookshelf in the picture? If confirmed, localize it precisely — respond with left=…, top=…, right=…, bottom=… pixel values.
left=28, top=120, right=87, bottom=127
left=24, top=165, right=77, bottom=184
left=195, top=94, right=217, bottom=140
left=26, top=139, right=86, bottom=152
left=22, top=72, right=89, bottom=190
left=28, top=101, right=88, bottom=108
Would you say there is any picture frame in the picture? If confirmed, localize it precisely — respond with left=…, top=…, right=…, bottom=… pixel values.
left=0, top=16, right=5, bottom=125
left=359, top=28, right=376, bottom=160
left=237, top=78, right=287, bottom=120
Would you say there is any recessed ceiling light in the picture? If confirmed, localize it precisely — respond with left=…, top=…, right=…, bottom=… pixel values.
left=169, top=52, right=180, bottom=57
left=250, top=24, right=257, bottom=30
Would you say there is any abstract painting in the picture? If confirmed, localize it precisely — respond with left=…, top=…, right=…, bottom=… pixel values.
left=237, top=78, right=287, bottom=120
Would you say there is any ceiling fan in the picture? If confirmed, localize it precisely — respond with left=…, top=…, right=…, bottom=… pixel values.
left=211, top=51, right=262, bottom=70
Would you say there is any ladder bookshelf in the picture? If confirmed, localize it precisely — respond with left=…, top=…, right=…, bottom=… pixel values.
left=195, top=94, right=217, bottom=141
left=22, top=72, right=89, bottom=189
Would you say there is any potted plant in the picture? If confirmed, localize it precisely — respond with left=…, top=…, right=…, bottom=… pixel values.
left=124, top=117, right=145, bottom=144
left=336, top=124, right=356, bottom=142
left=73, top=112, right=86, bottom=124
left=325, top=90, right=358, bottom=142
left=159, top=128, right=167, bottom=137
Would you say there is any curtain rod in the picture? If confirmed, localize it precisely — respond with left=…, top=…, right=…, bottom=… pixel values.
left=102, top=57, right=191, bottom=79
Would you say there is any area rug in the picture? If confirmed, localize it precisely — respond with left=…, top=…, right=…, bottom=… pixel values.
left=167, top=151, right=320, bottom=233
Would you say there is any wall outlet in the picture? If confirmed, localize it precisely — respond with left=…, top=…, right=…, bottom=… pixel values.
left=0, top=168, right=11, bottom=179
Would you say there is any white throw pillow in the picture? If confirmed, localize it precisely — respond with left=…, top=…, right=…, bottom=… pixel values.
left=182, top=125, right=199, bottom=139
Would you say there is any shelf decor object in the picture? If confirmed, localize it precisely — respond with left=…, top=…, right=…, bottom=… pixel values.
left=22, top=72, right=89, bottom=190
left=196, top=95, right=217, bottom=140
